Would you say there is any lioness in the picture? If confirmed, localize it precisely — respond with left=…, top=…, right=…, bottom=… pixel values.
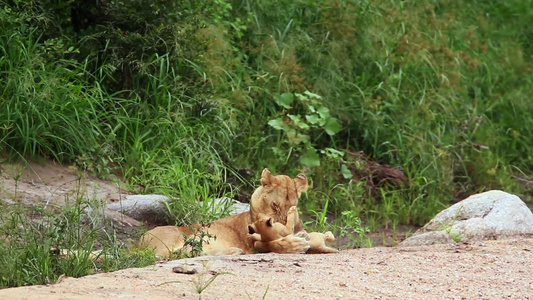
left=136, top=169, right=312, bottom=257
left=248, top=206, right=338, bottom=254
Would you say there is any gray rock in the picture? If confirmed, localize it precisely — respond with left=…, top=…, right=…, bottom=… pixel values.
left=204, top=197, right=250, bottom=216
left=399, top=231, right=455, bottom=246
left=400, top=190, right=533, bottom=247
left=106, top=195, right=250, bottom=225
left=107, top=195, right=172, bottom=225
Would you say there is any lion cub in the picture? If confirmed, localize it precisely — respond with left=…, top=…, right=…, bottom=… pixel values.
left=248, top=206, right=338, bottom=254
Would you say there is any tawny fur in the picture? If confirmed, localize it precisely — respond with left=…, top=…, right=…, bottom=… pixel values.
left=248, top=206, right=298, bottom=243
left=248, top=206, right=338, bottom=254
left=136, top=169, right=310, bottom=257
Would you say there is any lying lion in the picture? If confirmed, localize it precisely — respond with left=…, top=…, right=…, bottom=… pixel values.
left=248, top=206, right=338, bottom=254
left=137, top=169, right=331, bottom=257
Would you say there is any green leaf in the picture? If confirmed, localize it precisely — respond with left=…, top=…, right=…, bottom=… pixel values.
left=317, top=106, right=330, bottom=119
left=294, top=93, right=307, bottom=102
left=324, top=117, right=341, bottom=135
left=341, top=164, right=353, bottom=179
left=288, top=114, right=310, bottom=130
left=273, top=93, right=294, bottom=108
left=300, top=147, right=320, bottom=167
left=286, top=129, right=298, bottom=144
left=268, top=118, right=284, bottom=130
left=323, top=147, right=344, bottom=159
left=299, top=134, right=310, bottom=144
left=303, top=90, right=322, bottom=100
left=305, top=114, right=321, bottom=125
left=287, top=130, right=309, bottom=145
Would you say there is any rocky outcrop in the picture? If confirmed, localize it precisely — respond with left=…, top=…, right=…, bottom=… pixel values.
left=400, top=190, right=533, bottom=246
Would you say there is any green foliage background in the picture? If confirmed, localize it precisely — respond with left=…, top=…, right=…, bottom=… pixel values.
left=1, top=0, right=532, bottom=229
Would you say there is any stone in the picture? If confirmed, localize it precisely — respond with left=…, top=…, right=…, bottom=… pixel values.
left=398, top=231, right=455, bottom=246
left=106, top=195, right=249, bottom=225
left=205, top=197, right=250, bottom=216
left=400, top=190, right=533, bottom=247
left=107, top=195, right=172, bottom=225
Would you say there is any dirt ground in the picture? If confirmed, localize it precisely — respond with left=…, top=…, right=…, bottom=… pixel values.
left=0, top=159, right=143, bottom=240
left=0, top=239, right=531, bottom=299
left=1, top=160, right=532, bottom=299
left=0, top=159, right=130, bottom=208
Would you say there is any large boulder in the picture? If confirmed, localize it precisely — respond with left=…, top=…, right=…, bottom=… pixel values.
left=400, top=190, right=533, bottom=247
left=106, top=195, right=250, bottom=225
left=107, top=195, right=172, bottom=225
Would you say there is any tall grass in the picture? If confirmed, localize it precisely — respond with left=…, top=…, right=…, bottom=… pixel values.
left=1, top=5, right=240, bottom=216
left=0, top=28, right=105, bottom=161
left=0, top=194, right=157, bottom=288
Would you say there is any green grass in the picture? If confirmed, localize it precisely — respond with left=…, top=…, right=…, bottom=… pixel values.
left=0, top=29, right=104, bottom=162
left=0, top=195, right=157, bottom=288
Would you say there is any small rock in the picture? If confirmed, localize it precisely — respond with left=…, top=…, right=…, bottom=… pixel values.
left=172, top=266, right=197, bottom=274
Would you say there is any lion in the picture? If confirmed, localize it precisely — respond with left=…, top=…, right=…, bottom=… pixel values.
left=248, top=206, right=299, bottom=243
left=248, top=206, right=338, bottom=254
left=136, top=169, right=314, bottom=257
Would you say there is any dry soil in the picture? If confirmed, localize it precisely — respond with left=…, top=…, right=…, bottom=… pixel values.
left=0, top=239, right=531, bottom=300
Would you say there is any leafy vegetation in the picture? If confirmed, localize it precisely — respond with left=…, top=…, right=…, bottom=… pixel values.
left=0, top=0, right=532, bottom=287
left=0, top=191, right=157, bottom=288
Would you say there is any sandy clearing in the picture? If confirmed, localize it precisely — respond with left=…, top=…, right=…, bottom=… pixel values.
left=1, top=238, right=531, bottom=300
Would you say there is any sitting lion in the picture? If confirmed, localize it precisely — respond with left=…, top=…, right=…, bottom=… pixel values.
left=248, top=206, right=338, bottom=254
left=137, top=169, right=318, bottom=257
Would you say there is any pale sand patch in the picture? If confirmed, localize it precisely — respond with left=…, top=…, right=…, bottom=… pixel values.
left=1, top=239, right=531, bottom=300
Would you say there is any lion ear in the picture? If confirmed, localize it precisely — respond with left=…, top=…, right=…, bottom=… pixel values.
left=261, top=168, right=274, bottom=187
left=295, top=173, right=309, bottom=193
left=267, top=218, right=274, bottom=227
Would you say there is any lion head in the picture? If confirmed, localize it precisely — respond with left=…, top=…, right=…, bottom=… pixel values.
left=248, top=212, right=291, bottom=242
left=249, top=169, right=308, bottom=226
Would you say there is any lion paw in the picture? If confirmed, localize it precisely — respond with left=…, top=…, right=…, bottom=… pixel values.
left=323, top=231, right=335, bottom=242
left=268, top=235, right=310, bottom=254
left=295, top=230, right=310, bottom=240
left=287, top=236, right=311, bottom=254
left=247, top=233, right=262, bottom=242
left=209, top=247, right=245, bottom=256
left=287, top=206, right=297, bottom=214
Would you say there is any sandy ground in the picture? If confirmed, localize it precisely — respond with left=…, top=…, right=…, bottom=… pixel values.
left=0, top=159, right=144, bottom=239
left=0, top=238, right=531, bottom=300
left=0, top=159, right=130, bottom=207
